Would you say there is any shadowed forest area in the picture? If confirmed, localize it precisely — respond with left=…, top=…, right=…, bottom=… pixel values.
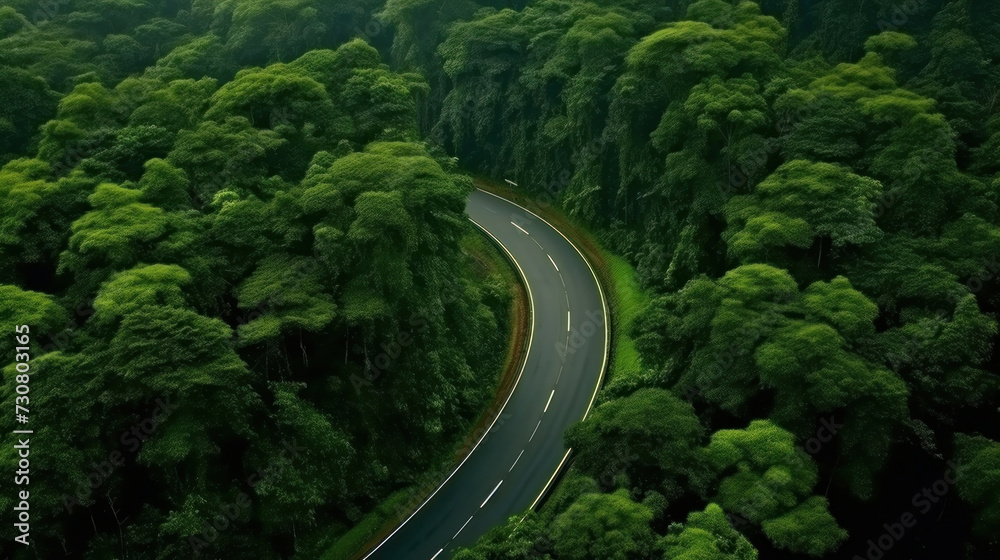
left=1, top=0, right=999, bottom=559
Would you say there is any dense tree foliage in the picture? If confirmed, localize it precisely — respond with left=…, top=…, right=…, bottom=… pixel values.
left=3, top=0, right=999, bottom=558
left=0, top=9, right=512, bottom=558
left=661, top=503, right=757, bottom=560
left=429, top=0, right=1000, bottom=559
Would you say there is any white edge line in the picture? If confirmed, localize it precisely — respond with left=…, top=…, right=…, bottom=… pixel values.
left=362, top=213, right=537, bottom=560
left=481, top=480, right=503, bottom=508
left=544, top=390, right=554, bottom=413
left=475, top=190, right=611, bottom=511
left=529, top=449, right=573, bottom=510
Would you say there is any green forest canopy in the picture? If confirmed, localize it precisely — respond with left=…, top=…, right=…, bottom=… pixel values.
left=1, top=5, right=512, bottom=556
left=1, top=0, right=999, bottom=559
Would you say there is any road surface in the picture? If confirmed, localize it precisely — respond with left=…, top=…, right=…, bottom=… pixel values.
left=362, top=189, right=609, bottom=560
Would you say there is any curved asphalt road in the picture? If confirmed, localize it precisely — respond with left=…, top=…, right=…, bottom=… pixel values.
left=362, top=189, right=609, bottom=560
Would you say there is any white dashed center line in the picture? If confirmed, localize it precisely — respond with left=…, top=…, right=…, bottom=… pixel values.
left=481, top=480, right=503, bottom=508
left=431, top=549, right=444, bottom=560
left=544, top=390, right=555, bottom=413
left=529, top=420, right=541, bottom=442
left=454, top=515, right=475, bottom=539
left=548, top=254, right=559, bottom=271
left=510, top=450, right=524, bottom=472
left=511, top=222, right=529, bottom=235
left=567, top=311, right=571, bottom=331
